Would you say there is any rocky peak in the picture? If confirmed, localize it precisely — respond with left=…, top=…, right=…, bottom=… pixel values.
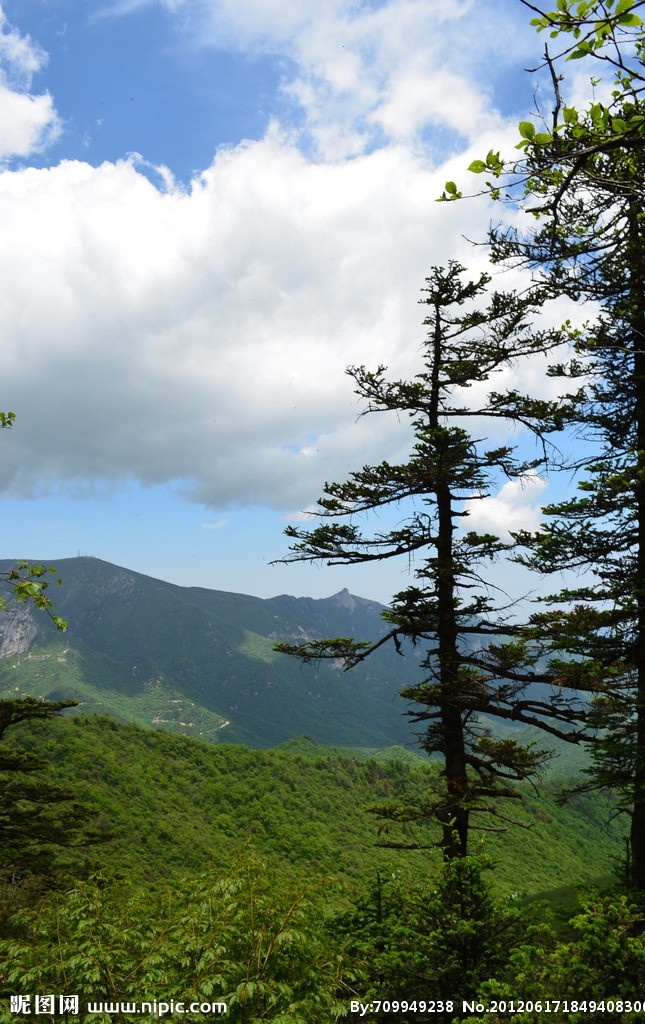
left=331, top=588, right=357, bottom=612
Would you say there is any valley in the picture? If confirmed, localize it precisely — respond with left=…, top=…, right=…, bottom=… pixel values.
left=0, top=557, right=633, bottom=1023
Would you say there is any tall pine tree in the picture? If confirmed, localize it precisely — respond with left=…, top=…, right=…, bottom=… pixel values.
left=0, top=699, right=107, bottom=881
left=275, top=263, right=597, bottom=859
left=460, top=0, right=645, bottom=885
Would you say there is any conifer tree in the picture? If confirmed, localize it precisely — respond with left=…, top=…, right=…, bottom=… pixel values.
left=275, top=262, right=597, bottom=859
left=0, top=699, right=105, bottom=880
left=457, top=0, right=645, bottom=884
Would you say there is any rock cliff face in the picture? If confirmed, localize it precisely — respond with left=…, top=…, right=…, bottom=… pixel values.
left=0, top=603, right=38, bottom=658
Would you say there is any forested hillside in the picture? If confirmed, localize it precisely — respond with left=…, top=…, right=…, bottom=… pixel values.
left=0, top=706, right=635, bottom=1024
left=4, top=713, right=624, bottom=892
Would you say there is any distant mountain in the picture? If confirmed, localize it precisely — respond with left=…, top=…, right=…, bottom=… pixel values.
left=0, top=557, right=423, bottom=748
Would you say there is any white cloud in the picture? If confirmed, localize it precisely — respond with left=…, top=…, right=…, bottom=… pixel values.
left=99, top=0, right=534, bottom=159
left=0, top=6, right=46, bottom=87
left=372, top=62, right=500, bottom=143
left=462, top=472, right=549, bottom=539
left=0, top=0, right=575, bottom=527
left=0, top=6, right=60, bottom=159
left=0, top=86, right=59, bottom=158
left=0, top=131, right=536, bottom=511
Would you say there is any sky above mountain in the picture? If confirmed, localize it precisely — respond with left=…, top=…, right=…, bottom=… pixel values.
left=0, top=0, right=592, bottom=602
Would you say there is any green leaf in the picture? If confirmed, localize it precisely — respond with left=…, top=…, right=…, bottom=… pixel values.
left=468, top=159, right=487, bottom=173
left=519, top=120, right=536, bottom=140
left=440, top=181, right=462, bottom=199
left=486, top=149, right=504, bottom=172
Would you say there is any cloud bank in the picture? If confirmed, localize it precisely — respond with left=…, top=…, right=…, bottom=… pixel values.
left=0, top=0, right=567, bottom=537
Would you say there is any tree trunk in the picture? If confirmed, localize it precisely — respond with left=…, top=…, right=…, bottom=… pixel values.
left=431, top=309, right=468, bottom=859
left=630, top=202, right=645, bottom=887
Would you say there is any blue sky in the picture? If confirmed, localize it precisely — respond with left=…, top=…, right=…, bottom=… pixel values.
left=0, top=0, right=589, bottom=602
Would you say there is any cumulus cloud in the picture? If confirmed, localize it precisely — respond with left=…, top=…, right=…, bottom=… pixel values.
left=0, top=137, right=500, bottom=508
left=0, top=0, right=570, bottom=526
left=0, top=6, right=46, bottom=86
left=0, top=6, right=60, bottom=159
left=0, top=86, right=58, bottom=158
left=462, top=472, right=549, bottom=540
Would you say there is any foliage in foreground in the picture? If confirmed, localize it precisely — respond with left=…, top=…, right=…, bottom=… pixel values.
left=3, top=854, right=645, bottom=1024
left=0, top=857, right=347, bottom=1024
left=338, top=856, right=525, bottom=1007
left=0, top=562, right=66, bottom=632
left=465, top=889, right=645, bottom=1024
left=0, top=700, right=109, bottom=881
left=343, top=866, right=645, bottom=1023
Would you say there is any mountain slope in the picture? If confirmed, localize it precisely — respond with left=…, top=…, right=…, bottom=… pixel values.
left=0, top=557, right=422, bottom=748
left=9, top=713, right=626, bottom=894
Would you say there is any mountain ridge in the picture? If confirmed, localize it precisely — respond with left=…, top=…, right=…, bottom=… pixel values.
left=0, top=556, right=421, bottom=749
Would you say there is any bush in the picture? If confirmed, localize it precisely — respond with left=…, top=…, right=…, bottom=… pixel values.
left=0, top=856, right=347, bottom=1024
